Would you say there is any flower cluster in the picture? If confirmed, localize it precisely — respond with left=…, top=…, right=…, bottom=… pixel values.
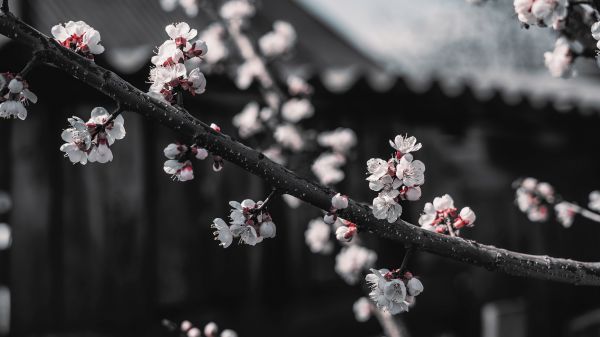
left=312, top=128, right=357, bottom=185
left=513, top=0, right=567, bottom=29
left=0, top=74, right=37, bottom=120
left=171, top=320, right=238, bottom=337
left=60, top=107, right=125, bottom=164
left=51, top=21, right=105, bottom=58
left=304, top=218, right=333, bottom=254
left=232, top=101, right=272, bottom=138
left=514, top=177, right=554, bottom=222
left=259, top=21, right=297, bottom=58
left=148, top=22, right=207, bottom=103
left=323, top=193, right=349, bottom=225
left=219, top=0, right=255, bottom=22
left=367, top=135, right=425, bottom=223
left=554, top=201, right=577, bottom=228
left=160, top=0, right=199, bottom=17
left=281, top=98, right=313, bottom=123
left=199, top=23, right=229, bottom=66
left=163, top=143, right=209, bottom=182
left=418, top=194, right=476, bottom=235
left=335, top=244, right=377, bottom=285
left=212, top=199, right=276, bottom=248
left=544, top=37, right=576, bottom=78
left=366, top=268, right=424, bottom=315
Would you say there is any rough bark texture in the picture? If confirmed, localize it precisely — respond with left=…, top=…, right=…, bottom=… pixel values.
left=1, top=9, right=600, bottom=286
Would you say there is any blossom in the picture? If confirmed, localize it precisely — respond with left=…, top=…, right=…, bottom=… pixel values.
left=51, top=21, right=104, bottom=57
left=305, top=218, right=333, bottom=254
left=544, top=37, right=574, bottom=78
left=165, top=22, right=198, bottom=46
left=419, top=194, right=475, bottom=235
left=389, top=134, right=422, bottom=155
left=211, top=218, right=233, bottom=248
left=203, top=322, right=218, bottom=337
left=589, top=191, right=600, bottom=212
left=514, top=0, right=567, bottom=28
left=592, top=22, right=600, bottom=49
left=335, top=223, right=357, bottom=242
left=219, top=0, right=255, bottom=21
left=366, top=268, right=423, bottom=315
left=232, top=102, right=263, bottom=138
left=221, top=330, right=238, bottom=337
left=0, top=76, right=38, bottom=120
left=162, top=142, right=209, bottom=181
left=554, top=202, right=576, bottom=228
left=281, top=98, right=314, bottom=123
left=274, top=124, right=304, bottom=151
left=335, top=245, right=377, bottom=285
left=60, top=116, right=92, bottom=164
left=259, top=21, right=297, bottom=57
left=160, top=0, right=199, bottom=17
left=331, top=193, right=349, bottom=210
left=353, top=297, right=372, bottom=322
left=312, top=152, right=346, bottom=185
left=151, top=40, right=184, bottom=66
left=287, top=75, right=313, bottom=96
left=235, top=58, right=264, bottom=90
left=514, top=178, right=553, bottom=222
left=199, top=23, right=229, bottom=65
left=395, top=154, right=425, bottom=187
left=216, top=198, right=276, bottom=247
left=317, top=128, right=357, bottom=154
left=372, top=190, right=403, bottom=223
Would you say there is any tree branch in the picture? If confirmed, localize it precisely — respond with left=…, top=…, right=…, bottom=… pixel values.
left=2, top=10, right=600, bottom=286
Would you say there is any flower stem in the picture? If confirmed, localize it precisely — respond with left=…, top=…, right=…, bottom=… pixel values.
left=398, top=245, right=414, bottom=274
left=257, top=188, right=277, bottom=211
left=19, top=53, right=41, bottom=78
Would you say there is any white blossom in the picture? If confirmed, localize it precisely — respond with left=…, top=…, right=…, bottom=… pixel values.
left=554, top=202, right=576, bottom=228
left=287, top=75, right=313, bottom=96
left=366, top=158, right=390, bottom=182
left=223, top=198, right=276, bottom=246
left=365, top=269, right=410, bottom=314
left=211, top=218, right=233, bottom=248
left=281, top=98, right=314, bottom=123
left=544, top=37, right=574, bottom=78
left=274, top=124, right=304, bottom=151
left=219, top=0, right=255, bottom=21
left=335, top=225, right=356, bottom=242
left=60, top=116, right=92, bottom=165
left=407, top=277, right=424, bottom=296
left=51, top=20, right=105, bottom=55
left=233, top=102, right=263, bottom=138
left=514, top=0, right=567, bottom=28
left=164, top=160, right=194, bottom=181
left=0, top=77, right=37, bottom=120
left=312, top=152, right=346, bottom=185
left=589, top=191, right=600, bottom=212
left=317, top=128, right=357, bottom=154
left=235, top=58, right=264, bottom=90
left=395, top=154, right=425, bottom=187
left=259, top=21, right=297, bottom=57
left=165, top=22, right=198, bottom=45
left=204, top=322, right=218, bottom=337
left=221, top=330, right=238, bottom=337
left=331, top=193, right=349, bottom=210
left=455, top=207, right=476, bottom=229
left=335, top=245, right=377, bottom=285
left=372, top=190, right=402, bottom=223
left=305, top=218, right=333, bottom=254
left=389, top=135, right=422, bottom=155
left=353, top=297, right=372, bottom=322
left=199, top=23, right=229, bottom=65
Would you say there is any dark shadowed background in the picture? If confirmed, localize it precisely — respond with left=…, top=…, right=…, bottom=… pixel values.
left=2, top=1, right=600, bottom=337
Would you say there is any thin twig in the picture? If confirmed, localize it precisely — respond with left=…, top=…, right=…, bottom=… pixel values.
left=398, top=246, right=414, bottom=274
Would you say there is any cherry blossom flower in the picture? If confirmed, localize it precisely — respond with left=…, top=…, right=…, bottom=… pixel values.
left=331, top=193, right=349, bottom=210
left=317, top=128, right=357, bottom=154
left=287, top=75, right=313, bottom=96
left=514, top=178, right=552, bottom=222
left=390, top=135, right=422, bottom=155
left=353, top=297, right=372, bottom=322
left=199, top=23, right=229, bottom=65
left=221, top=330, right=238, bottom=337
left=232, top=102, right=263, bottom=138
left=514, top=0, right=567, bottom=28
left=274, top=124, right=304, bottom=151
left=589, top=191, right=600, bottom=212
left=0, top=75, right=38, bottom=120
left=212, top=198, right=277, bottom=247
left=211, top=218, right=234, bottom=248
left=187, top=328, right=201, bottom=337
left=204, top=322, right=218, bottom=337
left=235, top=58, right=264, bottom=90
left=544, top=37, right=575, bottom=78
left=160, top=0, right=199, bottom=17
left=395, top=154, right=425, bottom=187
left=281, top=98, right=314, bottom=123
left=51, top=21, right=104, bottom=57
left=0, top=223, right=11, bottom=250
left=419, top=194, right=476, bottom=235
left=335, top=245, right=377, bottom=285
left=166, top=22, right=198, bottom=47
left=312, top=152, right=346, bottom=185
left=219, top=0, right=255, bottom=21
left=259, top=21, right=297, bottom=57
left=162, top=143, right=209, bottom=181
left=305, top=218, right=333, bottom=254
left=336, top=221, right=357, bottom=242
left=60, top=116, right=92, bottom=164
left=366, top=268, right=424, bottom=315
left=554, top=202, right=576, bottom=228
left=372, top=190, right=403, bottom=223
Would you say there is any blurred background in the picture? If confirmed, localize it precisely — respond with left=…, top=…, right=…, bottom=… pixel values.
left=2, top=0, right=600, bottom=336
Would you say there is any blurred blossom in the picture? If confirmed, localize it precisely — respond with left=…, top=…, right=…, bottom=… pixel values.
left=0, top=191, right=11, bottom=214
left=0, top=223, right=11, bottom=250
